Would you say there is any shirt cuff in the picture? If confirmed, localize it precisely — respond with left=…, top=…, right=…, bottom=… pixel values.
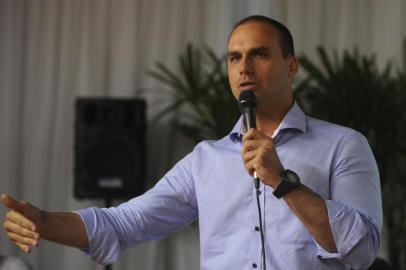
left=316, top=200, right=368, bottom=260
left=315, top=242, right=341, bottom=259
left=75, top=207, right=122, bottom=265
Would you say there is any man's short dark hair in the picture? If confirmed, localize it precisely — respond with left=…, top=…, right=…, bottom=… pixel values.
left=230, top=15, right=295, bottom=59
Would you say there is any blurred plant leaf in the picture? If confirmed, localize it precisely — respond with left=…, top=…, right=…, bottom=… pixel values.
left=148, top=43, right=239, bottom=143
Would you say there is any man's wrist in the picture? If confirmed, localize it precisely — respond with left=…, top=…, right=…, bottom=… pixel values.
left=269, top=174, right=283, bottom=189
left=273, top=169, right=301, bottom=199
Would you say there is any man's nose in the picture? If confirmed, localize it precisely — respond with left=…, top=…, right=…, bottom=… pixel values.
left=239, top=57, right=254, bottom=75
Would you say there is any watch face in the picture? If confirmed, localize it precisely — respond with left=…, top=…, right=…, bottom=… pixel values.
left=285, top=170, right=299, bottom=184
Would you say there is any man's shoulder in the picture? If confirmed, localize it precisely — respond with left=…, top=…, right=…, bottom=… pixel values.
left=189, top=135, right=238, bottom=160
left=306, top=115, right=364, bottom=140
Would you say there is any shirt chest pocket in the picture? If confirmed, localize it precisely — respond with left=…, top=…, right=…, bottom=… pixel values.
left=275, top=202, right=314, bottom=244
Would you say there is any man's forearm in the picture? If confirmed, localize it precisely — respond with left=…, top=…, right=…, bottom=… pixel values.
left=283, top=185, right=337, bottom=252
left=41, top=211, right=89, bottom=250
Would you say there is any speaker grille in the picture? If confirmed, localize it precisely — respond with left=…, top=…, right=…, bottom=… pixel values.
left=74, top=98, right=146, bottom=199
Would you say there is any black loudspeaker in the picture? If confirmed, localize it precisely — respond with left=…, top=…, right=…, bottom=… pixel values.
left=74, top=98, right=146, bottom=199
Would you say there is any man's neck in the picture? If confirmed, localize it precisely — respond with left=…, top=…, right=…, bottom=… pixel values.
left=256, top=101, right=293, bottom=138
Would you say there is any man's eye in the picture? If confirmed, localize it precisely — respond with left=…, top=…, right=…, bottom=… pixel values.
left=255, top=52, right=267, bottom=58
left=229, top=56, right=240, bottom=62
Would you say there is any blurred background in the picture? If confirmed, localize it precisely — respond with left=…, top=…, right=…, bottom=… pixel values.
left=1, top=0, right=405, bottom=269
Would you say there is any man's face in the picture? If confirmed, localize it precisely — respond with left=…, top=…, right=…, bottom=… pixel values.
left=227, top=21, right=298, bottom=111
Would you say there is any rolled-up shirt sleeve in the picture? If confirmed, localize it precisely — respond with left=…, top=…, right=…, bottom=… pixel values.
left=315, top=131, right=383, bottom=269
left=76, top=150, right=199, bottom=265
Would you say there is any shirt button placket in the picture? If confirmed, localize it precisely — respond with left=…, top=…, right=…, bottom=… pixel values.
left=251, top=183, right=263, bottom=270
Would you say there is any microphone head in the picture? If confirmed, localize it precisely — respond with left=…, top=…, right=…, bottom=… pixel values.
left=238, top=90, right=257, bottom=112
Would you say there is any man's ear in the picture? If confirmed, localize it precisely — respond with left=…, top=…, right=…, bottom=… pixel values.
left=288, top=57, right=299, bottom=79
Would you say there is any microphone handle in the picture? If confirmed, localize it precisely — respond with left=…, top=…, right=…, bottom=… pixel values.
left=242, top=106, right=257, bottom=130
left=242, top=106, right=260, bottom=189
left=254, top=172, right=260, bottom=189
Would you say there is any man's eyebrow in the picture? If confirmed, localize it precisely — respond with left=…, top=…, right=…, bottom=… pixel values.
left=227, top=51, right=240, bottom=57
left=227, top=47, right=271, bottom=57
left=250, top=46, right=271, bottom=53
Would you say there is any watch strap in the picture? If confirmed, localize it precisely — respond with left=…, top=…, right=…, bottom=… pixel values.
left=273, top=169, right=301, bottom=199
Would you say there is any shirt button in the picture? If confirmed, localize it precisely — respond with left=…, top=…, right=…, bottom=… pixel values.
left=255, top=226, right=260, bottom=231
left=252, top=263, right=257, bottom=268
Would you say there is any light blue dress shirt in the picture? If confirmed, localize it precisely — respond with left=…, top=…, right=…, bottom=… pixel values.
left=77, top=103, right=382, bottom=270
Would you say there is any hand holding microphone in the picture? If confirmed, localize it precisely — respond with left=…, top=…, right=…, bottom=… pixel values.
left=239, top=90, right=260, bottom=188
left=238, top=90, right=285, bottom=189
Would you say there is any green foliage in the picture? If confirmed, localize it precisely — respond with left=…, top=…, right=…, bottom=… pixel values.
left=295, top=46, right=406, bottom=269
left=148, top=43, right=239, bottom=143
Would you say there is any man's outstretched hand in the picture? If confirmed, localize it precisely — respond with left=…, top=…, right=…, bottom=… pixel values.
left=1, top=194, right=42, bottom=253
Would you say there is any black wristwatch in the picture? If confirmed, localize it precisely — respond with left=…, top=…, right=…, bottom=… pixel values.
left=273, top=169, right=301, bottom=199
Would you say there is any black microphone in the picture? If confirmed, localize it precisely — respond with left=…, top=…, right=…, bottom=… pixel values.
left=238, top=90, right=260, bottom=189
left=238, top=90, right=257, bottom=130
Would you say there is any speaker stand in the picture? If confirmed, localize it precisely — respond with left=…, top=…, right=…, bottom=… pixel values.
left=105, top=197, right=113, bottom=270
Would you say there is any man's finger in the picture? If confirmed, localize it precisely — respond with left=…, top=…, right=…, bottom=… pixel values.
left=5, top=210, right=37, bottom=231
left=7, top=231, right=38, bottom=247
left=3, top=219, right=39, bottom=240
left=242, top=149, right=257, bottom=163
left=1, top=194, right=26, bottom=212
left=241, top=140, right=258, bottom=153
left=242, top=129, right=256, bottom=142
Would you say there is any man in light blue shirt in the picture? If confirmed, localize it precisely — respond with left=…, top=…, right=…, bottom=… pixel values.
left=1, top=15, right=382, bottom=270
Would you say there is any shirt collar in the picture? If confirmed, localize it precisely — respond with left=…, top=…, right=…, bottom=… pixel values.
left=229, top=102, right=307, bottom=143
